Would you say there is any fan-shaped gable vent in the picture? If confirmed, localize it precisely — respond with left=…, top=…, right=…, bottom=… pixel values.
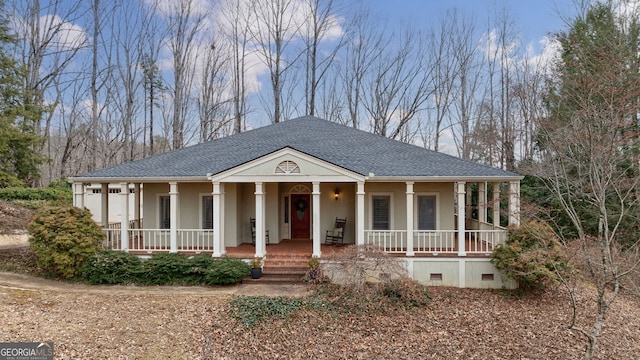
left=275, top=160, right=300, bottom=174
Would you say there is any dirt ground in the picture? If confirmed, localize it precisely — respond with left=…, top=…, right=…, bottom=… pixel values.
left=0, top=200, right=33, bottom=235
left=0, top=271, right=310, bottom=359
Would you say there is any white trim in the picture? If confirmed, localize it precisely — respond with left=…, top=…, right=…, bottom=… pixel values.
left=414, top=192, right=440, bottom=230
left=364, top=175, right=523, bottom=182
left=368, top=192, right=394, bottom=230
left=208, top=147, right=365, bottom=183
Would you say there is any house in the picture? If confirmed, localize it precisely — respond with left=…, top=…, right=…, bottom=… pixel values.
left=69, top=116, right=522, bottom=288
left=83, top=183, right=143, bottom=226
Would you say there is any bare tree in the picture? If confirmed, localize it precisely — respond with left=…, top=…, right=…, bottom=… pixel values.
left=251, top=0, right=302, bottom=123
left=197, top=41, right=232, bottom=141
left=448, top=12, right=483, bottom=160
left=530, top=4, right=640, bottom=358
left=425, top=9, right=458, bottom=152
left=340, top=8, right=385, bottom=129
left=362, top=29, right=433, bottom=139
left=162, top=0, right=207, bottom=149
left=219, top=0, right=254, bottom=133
left=300, top=0, right=345, bottom=117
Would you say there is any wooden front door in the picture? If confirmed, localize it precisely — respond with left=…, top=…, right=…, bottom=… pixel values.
left=290, top=194, right=311, bottom=239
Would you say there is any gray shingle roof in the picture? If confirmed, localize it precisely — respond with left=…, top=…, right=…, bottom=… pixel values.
left=73, top=116, right=520, bottom=180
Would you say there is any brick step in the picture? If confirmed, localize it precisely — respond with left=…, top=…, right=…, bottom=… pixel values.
left=263, top=266, right=307, bottom=273
left=244, top=272, right=306, bottom=284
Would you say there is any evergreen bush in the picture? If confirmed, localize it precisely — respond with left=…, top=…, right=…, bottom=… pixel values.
left=491, top=220, right=574, bottom=292
left=28, top=204, right=104, bottom=279
left=79, top=250, right=142, bottom=284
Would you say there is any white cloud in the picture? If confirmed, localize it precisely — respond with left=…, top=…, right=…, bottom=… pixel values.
left=39, top=14, right=88, bottom=51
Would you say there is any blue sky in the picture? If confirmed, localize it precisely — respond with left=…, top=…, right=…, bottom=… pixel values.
left=367, top=0, right=576, bottom=51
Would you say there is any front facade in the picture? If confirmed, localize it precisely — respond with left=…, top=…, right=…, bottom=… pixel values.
left=70, top=116, right=522, bottom=288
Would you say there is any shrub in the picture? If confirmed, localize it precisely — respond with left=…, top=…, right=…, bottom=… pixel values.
left=28, top=204, right=104, bottom=279
left=79, top=250, right=142, bottom=284
left=203, top=258, right=250, bottom=285
left=491, top=220, right=574, bottom=292
left=0, top=186, right=72, bottom=204
left=138, top=253, right=190, bottom=285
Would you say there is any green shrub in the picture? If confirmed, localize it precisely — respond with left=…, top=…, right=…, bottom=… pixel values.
left=28, top=204, right=104, bottom=279
left=139, top=253, right=190, bottom=285
left=79, top=250, right=142, bottom=284
left=0, top=186, right=72, bottom=203
left=0, top=171, right=25, bottom=188
left=203, top=258, right=250, bottom=285
left=491, top=221, right=574, bottom=292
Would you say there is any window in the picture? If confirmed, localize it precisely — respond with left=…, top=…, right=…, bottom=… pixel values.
left=417, top=195, right=437, bottom=230
left=275, top=160, right=300, bottom=174
left=159, top=196, right=170, bottom=229
left=202, top=195, right=213, bottom=229
left=372, top=195, right=391, bottom=230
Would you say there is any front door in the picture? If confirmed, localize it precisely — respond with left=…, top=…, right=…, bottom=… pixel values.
left=290, top=194, right=310, bottom=239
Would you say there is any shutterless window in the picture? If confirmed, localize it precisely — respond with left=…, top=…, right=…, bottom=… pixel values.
left=372, top=195, right=391, bottom=230
left=202, top=195, right=213, bottom=229
left=159, top=196, right=170, bottom=229
left=417, top=195, right=436, bottom=230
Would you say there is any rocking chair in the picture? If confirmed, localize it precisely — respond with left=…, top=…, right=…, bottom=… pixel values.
left=325, top=217, right=347, bottom=245
left=250, top=217, right=270, bottom=245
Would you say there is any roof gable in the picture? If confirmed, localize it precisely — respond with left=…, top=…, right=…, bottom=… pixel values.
left=209, top=147, right=364, bottom=182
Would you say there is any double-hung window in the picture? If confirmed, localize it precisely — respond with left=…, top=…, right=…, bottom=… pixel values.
left=371, top=195, right=391, bottom=230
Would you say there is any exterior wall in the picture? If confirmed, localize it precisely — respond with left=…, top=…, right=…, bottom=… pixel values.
left=364, top=182, right=455, bottom=230
left=238, top=183, right=254, bottom=244
left=323, top=257, right=517, bottom=290
left=408, top=258, right=516, bottom=289
left=84, top=184, right=141, bottom=224
left=177, top=183, right=211, bottom=229
left=142, top=183, right=168, bottom=229
left=265, top=183, right=279, bottom=243
left=319, top=182, right=355, bottom=244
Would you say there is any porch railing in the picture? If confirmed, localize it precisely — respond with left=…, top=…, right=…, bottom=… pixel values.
left=364, top=229, right=507, bottom=255
left=365, top=230, right=406, bottom=253
left=102, top=228, right=213, bottom=253
left=413, top=230, right=456, bottom=253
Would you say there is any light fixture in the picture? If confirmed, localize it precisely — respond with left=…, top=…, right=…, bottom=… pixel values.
left=334, top=188, right=340, bottom=201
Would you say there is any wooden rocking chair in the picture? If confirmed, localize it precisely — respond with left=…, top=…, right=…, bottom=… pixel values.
left=325, top=217, right=347, bottom=245
left=250, top=217, right=270, bottom=245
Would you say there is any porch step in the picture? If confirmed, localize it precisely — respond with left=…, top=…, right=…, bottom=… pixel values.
left=245, top=271, right=306, bottom=284
left=251, top=253, right=311, bottom=284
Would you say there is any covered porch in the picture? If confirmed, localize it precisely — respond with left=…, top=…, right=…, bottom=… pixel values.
left=75, top=178, right=519, bottom=259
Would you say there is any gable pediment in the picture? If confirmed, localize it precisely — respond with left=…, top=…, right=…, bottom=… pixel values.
left=208, top=147, right=364, bottom=183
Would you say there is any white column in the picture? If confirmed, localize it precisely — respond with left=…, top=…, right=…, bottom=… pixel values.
left=509, top=181, right=521, bottom=226
left=493, top=182, right=501, bottom=228
left=312, top=182, right=321, bottom=258
left=478, top=182, right=486, bottom=224
left=220, top=183, right=226, bottom=255
left=73, top=182, right=85, bottom=209
left=133, top=183, right=141, bottom=228
left=212, top=182, right=222, bottom=257
left=169, top=182, right=178, bottom=253
left=356, top=182, right=365, bottom=246
left=120, top=182, right=129, bottom=252
left=254, top=182, right=265, bottom=257
left=456, top=182, right=466, bottom=257
left=406, top=182, right=414, bottom=256
left=101, top=183, right=109, bottom=227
